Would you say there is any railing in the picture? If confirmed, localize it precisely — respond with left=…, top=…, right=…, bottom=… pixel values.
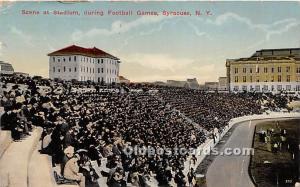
left=0, top=107, right=4, bottom=133
left=186, top=112, right=300, bottom=177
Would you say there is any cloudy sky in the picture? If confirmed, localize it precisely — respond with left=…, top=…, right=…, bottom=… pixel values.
left=0, top=1, right=300, bottom=83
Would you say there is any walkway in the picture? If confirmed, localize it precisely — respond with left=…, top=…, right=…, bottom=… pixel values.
left=0, top=127, right=42, bottom=187
left=206, top=115, right=300, bottom=187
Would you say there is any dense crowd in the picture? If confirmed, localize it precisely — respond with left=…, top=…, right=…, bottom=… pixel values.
left=1, top=75, right=204, bottom=187
left=0, top=75, right=292, bottom=187
left=158, top=88, right=263, bottom=132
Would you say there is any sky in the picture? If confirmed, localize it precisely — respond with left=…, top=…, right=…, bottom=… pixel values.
left=0, top=1, right=300, bottom=83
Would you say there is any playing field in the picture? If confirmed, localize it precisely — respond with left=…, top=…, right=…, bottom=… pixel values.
left=250, top=119, right=300, bottom=187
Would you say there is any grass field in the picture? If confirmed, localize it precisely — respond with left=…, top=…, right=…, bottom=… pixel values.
left=250, top=119, right=300, bottom=187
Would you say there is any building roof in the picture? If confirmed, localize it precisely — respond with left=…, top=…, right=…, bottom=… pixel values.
left=257, top=47, right=300, bottom=52
left=48, top=45, right=120, bottom=60
left=0, top=61, right=12, bottom=65
left=119, top=76, right=129, bottom=81
left=227, top=48, right=300, bottom=63
left=251, top=48, right=300, bottom=57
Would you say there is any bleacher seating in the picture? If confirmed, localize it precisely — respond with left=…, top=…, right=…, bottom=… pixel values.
left=0, top=74, right=294, bottom=187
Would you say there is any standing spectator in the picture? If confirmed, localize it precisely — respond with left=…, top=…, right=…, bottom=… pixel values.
left=174, top=169, right=186, bottom=187
left=187, top=168, right=196, bottom=187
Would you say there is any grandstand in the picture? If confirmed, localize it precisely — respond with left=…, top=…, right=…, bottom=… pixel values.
left=0, top=74, right=297, bottom=187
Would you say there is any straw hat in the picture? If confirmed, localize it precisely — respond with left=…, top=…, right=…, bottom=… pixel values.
left=64, top=146, right=75, bottom=158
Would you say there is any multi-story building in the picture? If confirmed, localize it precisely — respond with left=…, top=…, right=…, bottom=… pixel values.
left=0, top=61, right=14, bottom=75
left=204, top=82, right=219, bottom=91
left=166, top=78, right=200, bottom=89
left=166, top=80, right=188, bottom=88
left=226, top=48, right=300, bottom=93
left=186, top=78, right=200, bottom=89
left=48, top=45, right=120, bottom=83
left=218, top=77, right=228, bottom=91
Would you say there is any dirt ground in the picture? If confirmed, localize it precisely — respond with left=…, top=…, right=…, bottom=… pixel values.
left=249, top=119, right=300, bottom=187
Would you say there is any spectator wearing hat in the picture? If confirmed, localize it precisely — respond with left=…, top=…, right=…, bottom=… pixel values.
left=61, top=146, right=75, bottom=175
left=63, top=154, right=85, bottom=187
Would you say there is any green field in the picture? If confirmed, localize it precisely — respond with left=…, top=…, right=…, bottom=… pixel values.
left=250, top=119, right=300, bottom=187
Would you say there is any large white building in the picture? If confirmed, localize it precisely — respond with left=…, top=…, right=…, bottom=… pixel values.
left=48, top=45, right=120, bottom=83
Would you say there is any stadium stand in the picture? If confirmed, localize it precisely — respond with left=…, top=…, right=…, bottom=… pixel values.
left=0, top=74, right=294, bottom=187
left=0, top=127, right=42, bottom=187
left=28, top=140, right=79, bottom=187
left=0, top=130, right=12, bottom=159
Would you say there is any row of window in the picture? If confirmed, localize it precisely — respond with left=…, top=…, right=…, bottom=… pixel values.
left=234, top=75, right=291, bottom=83
left=52, top=56, right=118, bottom=66
left=52, top=66, right=118, bottom=75
left=80, top=76, right=118, bottom=83
left=233, top=85, right=300, bottom=91
left=0, top=65, right=14, bottom=71
left=233, top=66, right=298, bottom=74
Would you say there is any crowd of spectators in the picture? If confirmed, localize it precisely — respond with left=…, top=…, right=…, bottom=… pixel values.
left=1, top=75, right=204, bottom=187
left=158, top=88, right=263, bottom=132
left=159, top=87, right=293, bottom=132
left=0, top=75, right=293, bottom=187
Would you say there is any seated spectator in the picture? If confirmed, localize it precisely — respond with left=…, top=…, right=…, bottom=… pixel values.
left=79, top=159, right=99, bottom=187
left=63, top=154, right=85, bottom=187
left=0, top=74, right=293, bottom=186
left=107, top=167, right=126, bottom=187
left=61, top=146, right=75, bottom=175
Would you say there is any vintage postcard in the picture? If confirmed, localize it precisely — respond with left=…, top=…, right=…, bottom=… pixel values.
left=0, top=1, right=300, bottom=187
